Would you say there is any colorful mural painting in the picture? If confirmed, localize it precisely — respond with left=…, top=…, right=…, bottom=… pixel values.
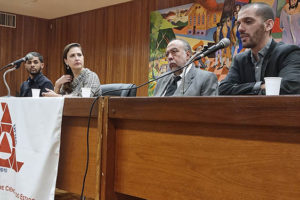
left=148, top=0, right=300, bottom=96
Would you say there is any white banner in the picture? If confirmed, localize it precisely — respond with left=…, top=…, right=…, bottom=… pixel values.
left=0, top=97, right=64, bottom=200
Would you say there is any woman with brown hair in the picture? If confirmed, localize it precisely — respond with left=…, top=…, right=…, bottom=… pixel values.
left=43, top=43, right=101, bottom=97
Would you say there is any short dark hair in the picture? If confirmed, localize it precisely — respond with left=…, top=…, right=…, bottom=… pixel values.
left=240, top=2, right=275, bottom=21
left=26, top=52, right=43, bottom=63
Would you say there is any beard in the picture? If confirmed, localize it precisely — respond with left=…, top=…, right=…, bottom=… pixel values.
left=289, top=1, right=298, bottom=9
left=168, top=63, right=183, bottom=75
left=29, top=68, right=41, bottom=76
left=241, top=24, right=266, bottom=49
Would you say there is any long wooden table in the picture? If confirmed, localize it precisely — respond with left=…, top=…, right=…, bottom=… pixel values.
left=100, top=96, right=300, bottom=200
left=56, top=96, right=300, bottom=200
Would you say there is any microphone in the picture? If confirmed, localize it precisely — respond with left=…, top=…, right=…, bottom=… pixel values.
left=0, top=53, right=34, bottom=71
left=10, top=53, right=34, bottom=68
left=194, top=38, right=230, bottom=60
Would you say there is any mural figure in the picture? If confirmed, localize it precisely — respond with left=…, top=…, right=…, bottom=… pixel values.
left=220, top=16, right=232, bottom=69
left=213, top=22, right=223, bottom=68
left=280, top=0, right=300, bottom=45
left=231, top=4, right=244, bottom=56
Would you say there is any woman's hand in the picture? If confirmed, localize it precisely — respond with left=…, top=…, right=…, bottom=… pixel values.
left=54, top=75, right=72, bottom=93
left=42, top=88, right=62, bottom=97
left=55, top=75, right=72, bottom=87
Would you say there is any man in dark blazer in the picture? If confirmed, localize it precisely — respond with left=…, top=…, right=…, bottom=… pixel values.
left=219, top=2, right=300, bottom=95
left=153, top=39, right=218, bottom=96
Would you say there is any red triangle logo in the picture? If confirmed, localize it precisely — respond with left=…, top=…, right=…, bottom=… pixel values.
left=1, top=103, right=12, bottom=124
left=0, top=133, right=11, bottom=153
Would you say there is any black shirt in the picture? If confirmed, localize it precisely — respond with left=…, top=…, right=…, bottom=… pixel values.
left=20, top=73, right=54, bottom=97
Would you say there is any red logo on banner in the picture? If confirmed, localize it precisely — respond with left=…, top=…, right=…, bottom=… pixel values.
left=0, top=103, right=24, bottom=172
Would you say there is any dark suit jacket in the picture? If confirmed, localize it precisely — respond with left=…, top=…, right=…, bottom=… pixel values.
left=219, top=39, right=300, bottom=95
left=153, top=64, right=218, bottom=96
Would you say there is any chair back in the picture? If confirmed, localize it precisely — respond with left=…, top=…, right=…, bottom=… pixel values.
left=100, top=83, right=137, bottom=97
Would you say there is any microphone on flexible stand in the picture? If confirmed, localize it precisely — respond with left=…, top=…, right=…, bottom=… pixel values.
left=0, top=53, right=34, bottom=71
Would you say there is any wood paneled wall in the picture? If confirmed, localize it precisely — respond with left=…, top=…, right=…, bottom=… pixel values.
left=0, top=15, right=48, bottom=96
left=0, top=0, right=194, bottom=97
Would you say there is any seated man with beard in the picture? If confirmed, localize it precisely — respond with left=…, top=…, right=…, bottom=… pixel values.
left=20, top=52, right=54, bottom=97
left=219, top=2, right=300, bottom=95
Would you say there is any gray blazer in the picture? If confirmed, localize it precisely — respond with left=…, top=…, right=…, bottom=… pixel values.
left=153, top=64, right=218, bottom=96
